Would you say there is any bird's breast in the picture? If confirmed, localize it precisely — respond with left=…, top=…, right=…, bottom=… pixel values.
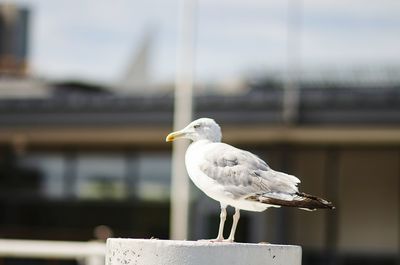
left=185, top=142, right=224, bottom=198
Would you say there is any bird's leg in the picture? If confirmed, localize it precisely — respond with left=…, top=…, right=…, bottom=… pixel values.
left=199, top=204, right=226, bottom=242
left=214, top=205, right=227, bottom=241
left=225, top=208, right=240, bottom=242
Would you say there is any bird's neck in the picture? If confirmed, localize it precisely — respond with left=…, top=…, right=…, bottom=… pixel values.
left=192, top=138, right=220, bottom=144
left=189, top=140, right=213, bottom=149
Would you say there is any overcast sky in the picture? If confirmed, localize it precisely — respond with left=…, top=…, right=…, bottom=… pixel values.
left=7, top=0, right=400, bottom=84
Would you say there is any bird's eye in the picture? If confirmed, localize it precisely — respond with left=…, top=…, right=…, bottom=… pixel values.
left=193, top=124, right=201, bottom=129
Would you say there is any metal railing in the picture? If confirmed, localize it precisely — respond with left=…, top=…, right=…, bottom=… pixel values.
left=0, top=239, right=105, bottom=265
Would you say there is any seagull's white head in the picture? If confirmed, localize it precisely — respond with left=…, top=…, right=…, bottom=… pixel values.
left=166, top=118, right=222, bottom=143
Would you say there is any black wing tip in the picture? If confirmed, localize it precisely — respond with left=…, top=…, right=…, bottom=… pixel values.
left=325, top=201, right=335, bottom=210
left=320, top=203, right=335, bottom=210
left=298, top=202, right=335, bottom=211
left=246, top=192, right=336, bottom=210
left=296, top=192, right=335, bottom=210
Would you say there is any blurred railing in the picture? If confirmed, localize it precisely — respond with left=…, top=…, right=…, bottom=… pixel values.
left=0, top=239, right=105, bottom=265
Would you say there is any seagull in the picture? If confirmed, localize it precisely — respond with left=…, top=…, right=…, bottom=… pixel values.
left=166, top=118, right=334, bottom=242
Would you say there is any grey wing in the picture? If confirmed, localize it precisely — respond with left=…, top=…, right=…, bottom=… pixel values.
left=199, top=143, right=300, bottom=199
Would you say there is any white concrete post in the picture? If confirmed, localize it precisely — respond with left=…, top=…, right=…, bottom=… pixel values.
left=106, top=239, right=302, bottom=265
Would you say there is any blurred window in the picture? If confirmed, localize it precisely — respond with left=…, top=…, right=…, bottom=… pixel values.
left=15, top=151, right=172, bottom=202
left=19, top=153, right=66, bottom=198
left=136, top=152, right=171, bottom=201
left=75, top=153, right=127, bottom=200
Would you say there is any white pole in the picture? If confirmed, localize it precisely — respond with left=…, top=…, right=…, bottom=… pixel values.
left=0, top=239, right=105, bottom=260
left=170, top=0, right=197, bottom=240
left=283, top=0, right=302, bottom=124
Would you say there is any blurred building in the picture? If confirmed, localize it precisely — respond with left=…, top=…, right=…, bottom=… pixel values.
left=0, top=3, right=52, bottom=102
left=0, top=80, right=399, bottom=265
left=0, top=3, right=29, bottom=77
left=116, top=29, right=155, bottom=94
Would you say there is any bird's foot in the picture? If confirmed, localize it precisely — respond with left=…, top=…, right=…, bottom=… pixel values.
left=198, top=237, right=224, bottom=243
left=197, top=238, right=235, bottom=243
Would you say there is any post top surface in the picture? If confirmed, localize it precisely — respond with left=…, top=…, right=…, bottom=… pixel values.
left=107, top=238, right=300, bottom=249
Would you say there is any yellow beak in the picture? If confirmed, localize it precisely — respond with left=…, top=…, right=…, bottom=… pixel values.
left=166, top=130, right=186, bottom=142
